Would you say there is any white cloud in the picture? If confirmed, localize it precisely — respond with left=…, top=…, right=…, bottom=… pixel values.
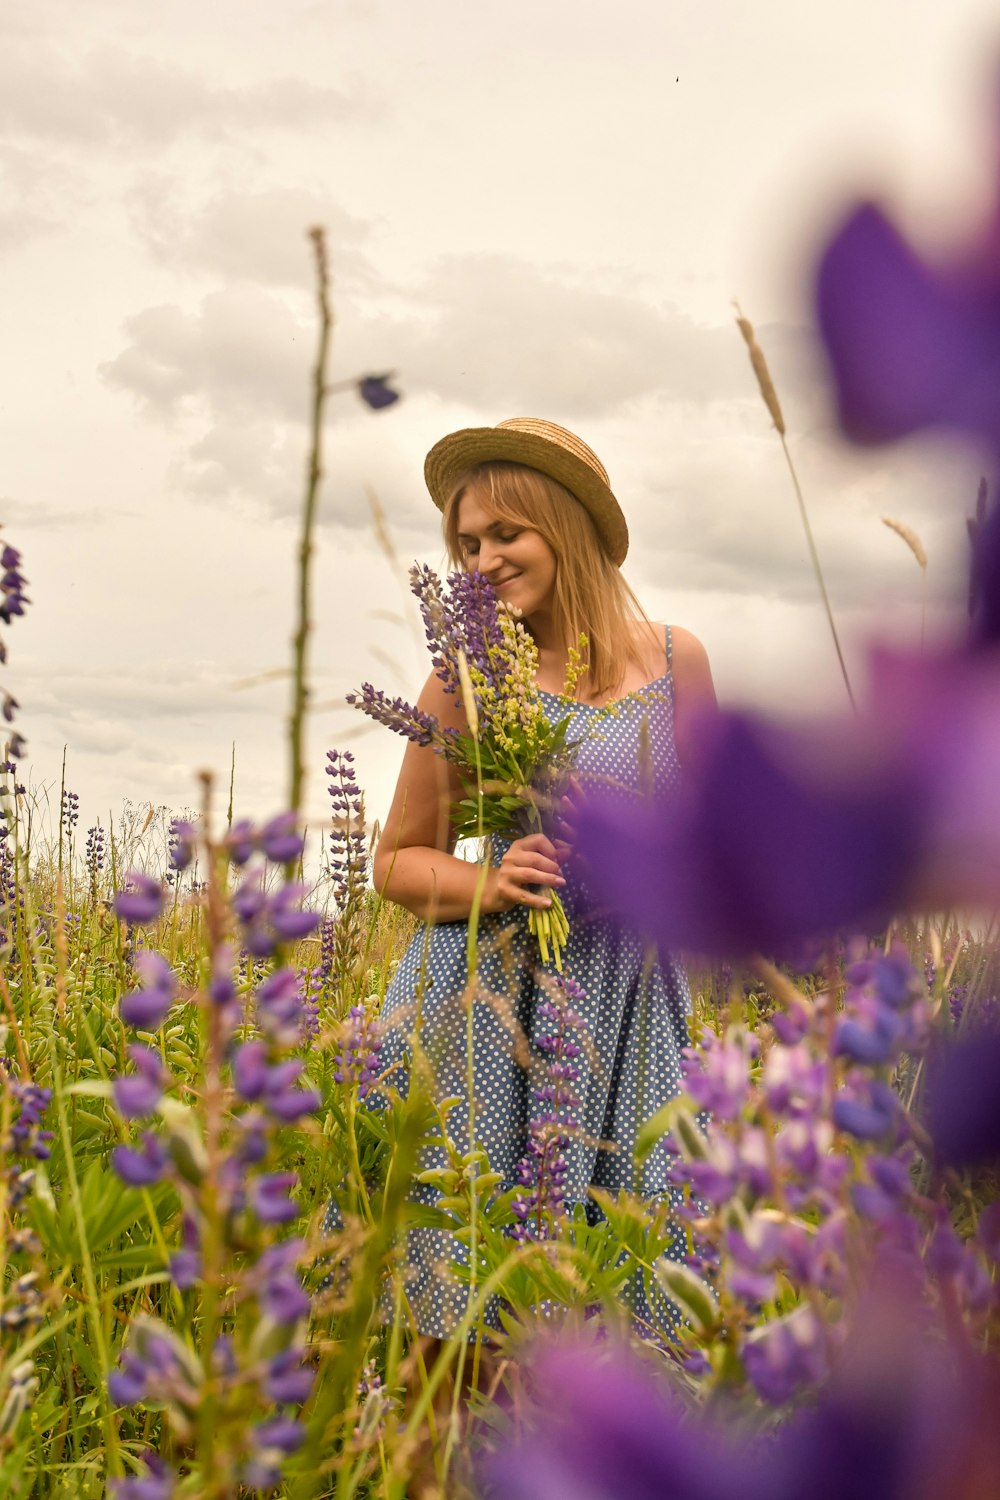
left=0, top=46, right=378, bottom=149
left=127, top=180, right=380, bottom=291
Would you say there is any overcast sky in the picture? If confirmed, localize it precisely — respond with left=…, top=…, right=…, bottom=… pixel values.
left=2, top=0, right=997, bottom=855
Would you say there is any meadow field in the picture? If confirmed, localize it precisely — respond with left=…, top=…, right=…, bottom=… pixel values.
left=3, top=167, right=1000, bottom=1500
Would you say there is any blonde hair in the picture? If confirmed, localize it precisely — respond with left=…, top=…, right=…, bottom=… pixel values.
left=443, top=461, right=658, bottom=699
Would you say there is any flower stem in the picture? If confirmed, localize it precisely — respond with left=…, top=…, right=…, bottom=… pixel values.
left=288, top=227, right=333, bottom=819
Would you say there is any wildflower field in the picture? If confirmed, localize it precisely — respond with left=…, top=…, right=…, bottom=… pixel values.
left=4, top=86, right=1000, bottom=1500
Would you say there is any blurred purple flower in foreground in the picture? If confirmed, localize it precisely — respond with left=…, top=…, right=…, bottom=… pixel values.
left=815, top=201, right=1000, bottom=451
left=815, top=157, right=1000, bottom=645
left=579, top=706, right=924, bottom=957
left=484, top=1278, right=1000, bottom=1500
left=115, top=872, right=167, bottom=927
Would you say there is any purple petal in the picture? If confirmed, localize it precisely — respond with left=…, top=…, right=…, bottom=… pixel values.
left=119, top=988, right=173, bottom=1031
left=259, top=812, right=305, bottom=864
left=112, top=1073, right=164, bottom=1119
left=261, top=1272, right=310, bottom=1325
left=112, top=1134, right=170, bottom=1187
left=115, top=873, right=167, bottom=926
left=358, top=374, right=400, bottom=410
left=577, top=711, right=921, bottom=958
left=252, top=1172, right=299, bottom=1224
left=254, top=1416, right=305, bottom=1454
left=232, top=1040, right=270, bottom=1102
left=265, top=1350, right=315, bottom=1404
left=484, top=1342, right=762, bottom=1500
left=814, top=202, right=1000, bottom=446
left=928, top=1034, right=1000, bottom=1167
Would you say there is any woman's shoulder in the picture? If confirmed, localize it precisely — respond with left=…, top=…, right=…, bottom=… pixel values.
left=663, top=624, right=711, bottom=667
left=632, top=621, right=710, bottom=672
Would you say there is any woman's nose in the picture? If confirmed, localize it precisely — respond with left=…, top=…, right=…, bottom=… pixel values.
left=478, top=539, right=502, bottom=575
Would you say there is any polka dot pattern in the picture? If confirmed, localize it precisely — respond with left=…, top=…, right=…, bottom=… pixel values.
left=327, top=628, right=692, bottom=1336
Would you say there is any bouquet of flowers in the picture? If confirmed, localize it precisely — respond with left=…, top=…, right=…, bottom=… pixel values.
left=349, top=565, right=589, bottom=969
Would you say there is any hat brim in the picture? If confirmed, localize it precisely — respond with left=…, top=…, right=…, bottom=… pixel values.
left=424, top=426, right=628, bottom=566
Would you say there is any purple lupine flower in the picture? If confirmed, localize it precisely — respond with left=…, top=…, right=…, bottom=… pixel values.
left=119, top=951, right=177, bottom=1030
left=85, top=824, right=106, bottom=885
left=742, top=1307, right=827, bottom=1405
left=262, top=882, right=320, bottom=942
left=832, top=1075, right=900, bottom=1142
left=112, top=1132, right=171, bottom=1187
left=60, top=788, right=79, bottom=833
left=109, top=1453, right=174, bottom=1500
left=232, top=1040, right=270, bottom=1102
left=237, top=881, right=322, bottom=956
left=255, top=966, right=306, bottom=1045
left=225, top=818, right=256, bottom=866
left=511, top=975, right=583, bottom=1242
left=681, top=1032, right=754, bottom=1119
left=235, top=1109, right=270, bottom=1167
left=208, top=943, right=237, bottom=1008
left=251, top=1172, right=299, bottom=1224
left=333, top=1003, right=383, bottom=1098
left=326, top=749, right=368, bottom=913
left=264, top=1349, right=315, bottom=1405
left=108, top=1347, right=151, bottom=1406
left=3, top=1079, right=54, bottom=1162
left=254, top=1415, right=305, bottom=1452
left=108, top=1320, right=199, bottom=1415
left=256, top=1240, right=310, bottom=1325
left=347, top=681, right=461, bottom=753
left=115, top=872, right=167, bottom=927
left=358, top=373, right=400, bottom=409
left=0, top=543, right=29, bottom=624
left=232, top=877, right=269, bottom=924
left=231, top=1042, right=318, bottom=1124
left=259, top=812, right=305, bottom=865
left=763, top=1041, right=824, bottom=1118
left=112, top=1044, right=168, bottom=1119
left=167, top=819, right=196, bottom=873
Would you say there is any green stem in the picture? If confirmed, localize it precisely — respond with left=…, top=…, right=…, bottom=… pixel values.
left=47, top=1040, right=121, bottom=1478
left=288, top=227, right=333, bottom=821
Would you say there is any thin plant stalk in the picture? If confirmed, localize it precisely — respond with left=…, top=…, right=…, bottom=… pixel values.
left=735, top=308, right=857, bottom=712
left=288, top=226, right=333, bottom=820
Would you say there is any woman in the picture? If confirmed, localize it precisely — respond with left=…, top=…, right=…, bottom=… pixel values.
left=364, top=417, right=716, bottom=1339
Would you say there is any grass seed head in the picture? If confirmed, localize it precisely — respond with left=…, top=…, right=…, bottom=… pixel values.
left=735, top=307, right=786, bottom=436
left=881, top=516, right=928, bottom=571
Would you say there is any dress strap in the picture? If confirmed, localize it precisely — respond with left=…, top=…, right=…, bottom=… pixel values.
left=664, top=623, right=673, bottom=670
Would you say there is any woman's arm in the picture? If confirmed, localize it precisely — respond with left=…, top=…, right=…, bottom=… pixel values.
left=372, top=671, right=565, bottom=922
left=670, top=626, right=718, bottom=770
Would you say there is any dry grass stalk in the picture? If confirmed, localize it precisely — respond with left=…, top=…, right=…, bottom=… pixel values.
left=882, top=516, right=928, bottom=570
left=732, top=305, right=855, bottom=710
left=734, top=306, right=786, bottom=435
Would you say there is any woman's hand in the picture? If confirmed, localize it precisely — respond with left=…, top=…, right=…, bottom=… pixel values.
left=486, top=831, right=566, bottom=912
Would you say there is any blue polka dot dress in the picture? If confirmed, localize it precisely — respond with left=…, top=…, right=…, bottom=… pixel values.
left=342, top=628, right=691, bottom=1337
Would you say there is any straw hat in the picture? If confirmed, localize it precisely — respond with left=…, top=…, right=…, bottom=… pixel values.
left=424, top=417, right=629, bottom=565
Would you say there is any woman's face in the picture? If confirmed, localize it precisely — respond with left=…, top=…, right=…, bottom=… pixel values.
left=455, top=487, right=558, bottom=622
